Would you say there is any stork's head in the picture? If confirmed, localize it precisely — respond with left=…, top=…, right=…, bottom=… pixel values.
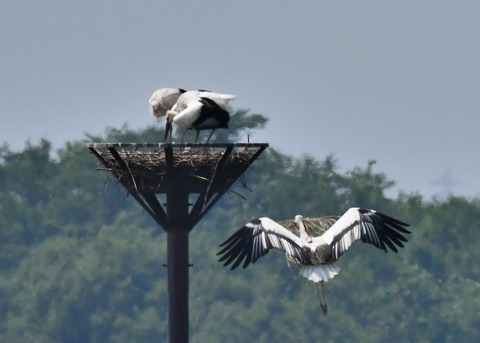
left=149, top=103, right=162, bottom=123
left=294, top=215, right=303, bottom=224
left=148, top=92, right=161, bottom=116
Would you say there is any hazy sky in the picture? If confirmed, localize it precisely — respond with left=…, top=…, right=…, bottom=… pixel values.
left=1, top=1, right=479, bottom=198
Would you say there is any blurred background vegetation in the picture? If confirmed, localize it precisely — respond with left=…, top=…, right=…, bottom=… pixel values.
left=0, top=112, right=479, bottom=342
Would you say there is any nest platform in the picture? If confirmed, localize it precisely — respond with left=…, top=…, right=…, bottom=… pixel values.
left=87, top=143, right=268, bottom=194
left=87, top=142, right=268, bottom=229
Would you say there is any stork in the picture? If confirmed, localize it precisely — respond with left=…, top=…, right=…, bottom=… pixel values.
left=148, top=88, right=186, bottom=120
left=217, top=207, right=410, bottom=315
left=164, top=90, right=236, bottom=143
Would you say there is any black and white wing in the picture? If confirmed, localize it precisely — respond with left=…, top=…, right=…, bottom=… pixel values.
left=194, top=97, right=230, bottom=130
left=316, top=208, right=410, bottom=261
left=173, top=99, right=203, bottom=127
left=217, top=217, right=307, bottom=270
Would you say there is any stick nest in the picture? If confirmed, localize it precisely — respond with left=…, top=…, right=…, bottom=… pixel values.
left=97, top=147, right=256, bottom=193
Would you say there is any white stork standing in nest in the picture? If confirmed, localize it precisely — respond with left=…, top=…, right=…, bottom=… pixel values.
left=217, top=207, right=410, bottom=316
left=164, top=90, right=236, bottom=143
left=149, top=88, right=186, bottom=121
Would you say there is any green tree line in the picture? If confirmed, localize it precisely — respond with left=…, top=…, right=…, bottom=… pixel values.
left=0, top=112, right=479, bottom=342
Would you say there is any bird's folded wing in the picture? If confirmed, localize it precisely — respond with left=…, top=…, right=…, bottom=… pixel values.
left=173, top=101, right=203, bottom=127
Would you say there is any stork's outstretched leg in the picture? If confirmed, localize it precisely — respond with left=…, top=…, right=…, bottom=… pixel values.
left=181, top=128, right=188, bottom=142
left=205, top=129, right=216, bottom=144
left=194, top=130, right=200, bottom=143
left=316, top=281, right=328, bottom=316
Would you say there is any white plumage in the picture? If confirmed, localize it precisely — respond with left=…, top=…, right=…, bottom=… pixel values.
left=218, top=207, right=410, bottom=315
left=149, top=88, right=186, bottom=120
left=165, top=90, right=236, bottom=143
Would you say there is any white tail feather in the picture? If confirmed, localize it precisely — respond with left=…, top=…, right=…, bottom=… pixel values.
left=299, top=263, right=340, bottom=283
left=217, top=94, right=237, bottom=101
left=198, top=92, right=236, bottom=108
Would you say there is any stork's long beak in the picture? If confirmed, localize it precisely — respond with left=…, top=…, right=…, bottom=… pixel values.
left=164, top=122, right=172, bottom=142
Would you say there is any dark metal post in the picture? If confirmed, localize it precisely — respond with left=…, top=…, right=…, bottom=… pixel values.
left=166, top=190, right=190, bottom=343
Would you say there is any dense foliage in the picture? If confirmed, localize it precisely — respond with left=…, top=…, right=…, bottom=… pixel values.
left=0, top=112, right=479, bottom=342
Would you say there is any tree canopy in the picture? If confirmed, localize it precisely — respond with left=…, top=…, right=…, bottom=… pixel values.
left=0, top=112, right=479, bottom=342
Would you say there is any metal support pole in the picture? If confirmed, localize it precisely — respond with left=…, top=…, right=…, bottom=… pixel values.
left=166, top=190, right=190, bottom=343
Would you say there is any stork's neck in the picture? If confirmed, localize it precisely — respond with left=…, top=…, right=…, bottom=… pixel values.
left=295, top=216, right=308, bottom=241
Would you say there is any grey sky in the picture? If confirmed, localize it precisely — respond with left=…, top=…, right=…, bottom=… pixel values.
left=1, top=1, right=479, bottom=198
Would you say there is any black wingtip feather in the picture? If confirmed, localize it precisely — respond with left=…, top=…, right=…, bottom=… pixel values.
left=217, top=222, right=266, bottom=270
left=371, top=211, right=411, bottom=253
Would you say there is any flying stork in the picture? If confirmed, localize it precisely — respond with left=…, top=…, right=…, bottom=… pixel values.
left=148, top=88, right=186, bottom=120
left=164, top=90, right=236, bottom=143
left=217, top=207, right=410, bottom=316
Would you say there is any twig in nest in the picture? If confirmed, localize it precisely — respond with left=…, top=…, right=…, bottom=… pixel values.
left=238, top=173, right=251, bottom=192
left=123, top=157, right=139, bottom=193
left=188, top=173, right=211, bottom=182
left=227, top=189, right=247, bottom=201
